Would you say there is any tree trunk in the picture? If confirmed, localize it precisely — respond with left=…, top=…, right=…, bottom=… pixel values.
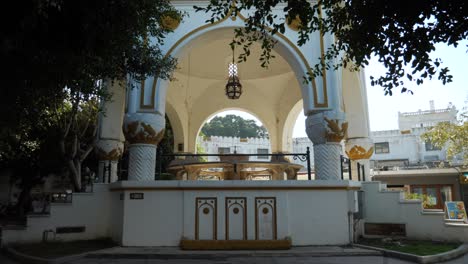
left=67, top=159, right=81, bottom=192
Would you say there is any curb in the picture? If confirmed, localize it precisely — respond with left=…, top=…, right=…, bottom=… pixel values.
left=3, top=245, right=122, bottom=264
left=86, top=249, right=382, bottom=259
left=2, top=245, right=383, bottom=262
left=353, top=243, right=468, bottom=264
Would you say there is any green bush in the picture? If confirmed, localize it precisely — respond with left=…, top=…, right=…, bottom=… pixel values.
left=156, top=173, right=176, bottom=180
left=405, top=192, right=436, bottom=209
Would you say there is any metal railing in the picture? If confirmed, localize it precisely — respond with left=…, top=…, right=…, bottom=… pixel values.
left=156, top=147, right=313, bottom=180
left=340, top=155, right=366, bottom=181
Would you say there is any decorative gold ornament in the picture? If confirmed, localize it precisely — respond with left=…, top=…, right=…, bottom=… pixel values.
left=160, top=12, right=181, bottom=30
left=345, top=145, right=374, bottom=160
left=286, top=15, right=302, bottom=31
left=324, top=117, right=348, bottom=142
left=95, top=148, right=123, bottom=161
left=460, top=174, right=468, bottom=185
left=123, top=121, right=165, bottom=145
left=203, top=208, right=210, bottom=214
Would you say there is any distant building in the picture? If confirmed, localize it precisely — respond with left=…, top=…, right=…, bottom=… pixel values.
left=369, top=101, right=466, bottom=209
left=371, top=101, right=460, bottom=169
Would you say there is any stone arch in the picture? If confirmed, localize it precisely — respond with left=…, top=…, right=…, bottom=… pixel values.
left=192, top=107, right=272, bottom=154
left=165, top=100, right=186, bottom=152
left=155, top=21, right=318, bottom=154
left=281, top=100, right=304, bottom=152
left=153, top=25, right=317, bottom=115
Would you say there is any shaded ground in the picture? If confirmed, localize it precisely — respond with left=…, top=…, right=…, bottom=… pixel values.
left=1, top=250, right=467, bottom=264
left=11, top=238, right=117, bottom=259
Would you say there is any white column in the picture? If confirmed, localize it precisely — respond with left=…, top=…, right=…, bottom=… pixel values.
left=95, top=139, right=124, bottom=183
left=306, top=110, right=347, bottom=180
left=127, top=144, right=157, bottom=181
left=95, top=79, right=126, bottom=183
left=123, top=112, right=165, bottom=181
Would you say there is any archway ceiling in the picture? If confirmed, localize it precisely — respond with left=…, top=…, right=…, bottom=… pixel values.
left=166, top=29, right=303, bottom=150
left=170, top=31, right=301, bottom=107
left=175, top=36, right=293, bottom=81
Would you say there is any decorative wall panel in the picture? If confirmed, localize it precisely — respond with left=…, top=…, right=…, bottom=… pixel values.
left=195, top=197, right=217, bottom=240
left=225, top=197, right=247, bottom=240
left=255, top=197, right=277, bottom=240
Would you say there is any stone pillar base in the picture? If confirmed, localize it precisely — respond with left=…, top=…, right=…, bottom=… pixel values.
left=95, top=139, right=124, bottom=183
left=313, top=143, right=342, bottom=180
left=306, top=110, right=348, bottom=181
left=128, top=144, right=157, bottom=181
left=98, top=160, right=119, bottom=183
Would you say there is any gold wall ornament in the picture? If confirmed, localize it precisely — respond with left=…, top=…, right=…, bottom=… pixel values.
left=345, top=145, right=374, bottom=160
left=123, top=121, right=165, bottom=145
left=286, top=15, right=302, bottom=31
left=460, top=174, right=468, bottom=185
left=160, top=12, right=181, bottom=30
left=95, top=148, right=123, bottom=161
left=324, top=117, right=348, bottom=142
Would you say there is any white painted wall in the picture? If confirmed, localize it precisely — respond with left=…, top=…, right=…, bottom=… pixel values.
left=112, top=180, right=361, bottom=246
left=3, top=184, right=112, bottom=244
left=362, top=182, right=468, bottom=242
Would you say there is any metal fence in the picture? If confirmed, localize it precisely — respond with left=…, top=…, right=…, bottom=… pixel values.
left=155, top=147, right=313, bottom=180
left=340, top=155, right=366, bottom=181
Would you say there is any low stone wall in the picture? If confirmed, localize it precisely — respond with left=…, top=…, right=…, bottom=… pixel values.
left=2, top=180, right=368, bottom=247
left=361, top=181, right=468, bottom=242
left=110, top=180, right=361, bottom=246
left=2, top=184, right=112, bottom=244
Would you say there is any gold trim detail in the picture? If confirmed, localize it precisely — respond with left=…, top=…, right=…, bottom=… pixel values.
left=225, top=197, right=247, bottom=240
left=160, top=12, right=181, bottom=31
left=286, top=15, right=301, bottom=31
left=460, top=174, right=468, bottom=185
left=255, top=197, right=277, bottom=240
left=195, top=197, right=217, bottom=240
left=95, top=148, right=123, bottom=161
left=123, top=121, right=165, bottom=145
left=345, top=145, right=374, bottom=160
left=324, top=117, right=348, bottom=142
left=318, top=5, right=328, bottom=107
left=139, top=79, right=154, bottom=110
left=180, top=239, right=291, bottom=250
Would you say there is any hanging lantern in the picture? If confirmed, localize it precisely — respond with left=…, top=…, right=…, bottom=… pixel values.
left=225, top=48, right=242, bottom=99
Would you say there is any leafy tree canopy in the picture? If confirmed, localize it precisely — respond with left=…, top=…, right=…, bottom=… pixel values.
left=201, top=115, right=268, bottom=138
left=1, top=0, right=181, bottom=133
left=1, top=0, right=182, bottom=193
left=196, top=0, right=467, bottom=95
left=422, top=104, right=468, bottom=167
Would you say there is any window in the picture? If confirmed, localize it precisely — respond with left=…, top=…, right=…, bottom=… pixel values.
left=218, top=147, right=230, bottom=154
left=257, top=148, right=269, bottom=159
left=374, top=142, right=390, bottom=154
left=410, top=185, right=453, bottom=209
left=425, top=140, right=441, bottom=151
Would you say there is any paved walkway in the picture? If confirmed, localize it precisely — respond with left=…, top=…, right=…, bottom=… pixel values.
left=88, top=245, right=380, bottom=257
left=1, top=246, right=467, bottom=264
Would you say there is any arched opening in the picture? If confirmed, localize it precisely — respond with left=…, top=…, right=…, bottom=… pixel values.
left=164, top=27, right=304, bottom=154
left=196, top=109, right=271, bottom=163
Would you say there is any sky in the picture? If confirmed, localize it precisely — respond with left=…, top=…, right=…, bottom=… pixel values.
left=212, top=42, right=468, bottom=138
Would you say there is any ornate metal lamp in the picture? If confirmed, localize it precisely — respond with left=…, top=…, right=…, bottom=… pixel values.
left=225, top=47, right=242, bottom=99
